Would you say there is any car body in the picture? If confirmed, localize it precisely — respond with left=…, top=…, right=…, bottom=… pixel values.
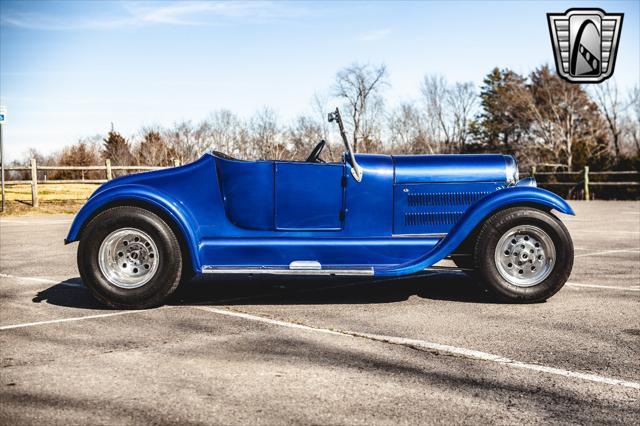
left=67, top=109, right=574, bottom=308
left=66, top=152, right=571, bottom=274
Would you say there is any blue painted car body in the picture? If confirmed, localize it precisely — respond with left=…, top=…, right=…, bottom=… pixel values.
left=66, top=153, right=574, bottom=277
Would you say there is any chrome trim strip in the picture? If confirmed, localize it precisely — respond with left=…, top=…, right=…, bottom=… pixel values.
left=202, top=266, right=374, bottom=276
left=393, top=233, right=447, bottom=238
left=425, top=266, right=474, bottom=272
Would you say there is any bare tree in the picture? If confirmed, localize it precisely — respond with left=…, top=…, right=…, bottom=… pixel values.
left=448, top=82, right=477, bottom=151
left=593, top=80, right=625, bottom=158
left=287, top=115, right=324, bottom=161
left=11, top=147, right=57, bottom=180
left=201, top=110, right=245, bottom=158
left=250, top=107, right=287, bottom=160
left=311, top=91, right=340, bottom=161
left=58, top=137, right=102, bottom=179
left=526, top=66, right=606, bottom=170
left=135, top=127, right=176, bottom=166
left=387, top=102, right=431, bottom=154
left=421, top=75, right=449, bottom=152
left=421, top=75, right=476, bottom=153
left=622, top=86, right=640, bottom=155
left=334, top=63, right=388, bottom=152
left=163, top=121, right=201, bottom=163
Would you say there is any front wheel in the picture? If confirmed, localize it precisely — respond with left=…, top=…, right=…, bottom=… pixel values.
left=78, top=206, right=183, bottom=309
left=474, top=207, right=573, bottom=303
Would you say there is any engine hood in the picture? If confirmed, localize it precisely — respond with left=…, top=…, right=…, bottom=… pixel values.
left=392, top=154, right=517, bottom=184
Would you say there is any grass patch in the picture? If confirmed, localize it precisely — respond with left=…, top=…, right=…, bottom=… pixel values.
left=1, top=183, right=100, bottom=216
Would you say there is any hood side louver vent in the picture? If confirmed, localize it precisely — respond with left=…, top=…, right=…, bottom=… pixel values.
left=405, top=212, right=464, bottom=227
left=407, top=191, right=491, bottom=207
left=394, top=183, right=502, bottom=235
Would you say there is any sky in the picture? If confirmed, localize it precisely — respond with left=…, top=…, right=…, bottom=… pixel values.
left=0, top=0, right=639, bottom=161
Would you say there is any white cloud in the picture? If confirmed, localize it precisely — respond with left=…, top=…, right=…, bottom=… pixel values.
left=0, top=13, right=136, bottom=31
left=0, top=1, right=309, bottom=31
left=357, top=28, right=391, bottom=42
left=129, top=1, right=306, bottom=25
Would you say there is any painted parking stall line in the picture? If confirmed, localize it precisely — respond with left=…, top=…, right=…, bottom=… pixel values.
left=0, top=273, right=84, bottom=288
left=0, top=219, right=73, bottom=225
left=196, top=306, right=640, bottom=391
left=575, top=249, right=640, bottom=258
left=0, top=310, right=151, bottom=331
left=566, top=282, right=640, bottom=292
left=570, top=229, right=640, bottom=235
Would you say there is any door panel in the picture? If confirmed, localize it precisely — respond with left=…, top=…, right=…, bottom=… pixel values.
left=275, top=162, right=344, bottom=230
left=216, top=158, right=275, bottom=230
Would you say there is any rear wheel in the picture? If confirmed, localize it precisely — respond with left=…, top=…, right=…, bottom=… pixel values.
left=78, top=206, right=183, bottom=309
left=474, top=207, right=573, bottom=303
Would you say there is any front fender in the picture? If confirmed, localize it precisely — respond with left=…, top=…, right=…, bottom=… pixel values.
left=374, top=186, right=574, bottom=277
left=65, top=184, right=201, bottom=272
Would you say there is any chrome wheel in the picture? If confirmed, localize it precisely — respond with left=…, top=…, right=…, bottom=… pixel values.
left=98, top=228, right=159, bottom=289
left=494, top=225, right=555, bottom=287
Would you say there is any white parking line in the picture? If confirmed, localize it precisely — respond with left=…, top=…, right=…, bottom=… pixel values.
left=570, top=229, right=640, bottom=235
left=196, top=306, right=640, bottom=390
left=0, top=273, right=84, bottom=288
left=566, top=282, right=640, bottom=292
left=0, top=220, right=73, bottom=225
left=2, top=269, right=638, bottom=389
left=575, top=249, right=640, bottom=258
left=0, top=310, right=152, bottom=331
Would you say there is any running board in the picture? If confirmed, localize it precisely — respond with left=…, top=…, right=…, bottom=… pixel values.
left=202, top=266, right=374, bottom=276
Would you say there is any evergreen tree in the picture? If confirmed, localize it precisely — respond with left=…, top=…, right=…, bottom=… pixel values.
left=470, top=68, right=532, bottom=153
left=102, top=126, right=133, bottom=166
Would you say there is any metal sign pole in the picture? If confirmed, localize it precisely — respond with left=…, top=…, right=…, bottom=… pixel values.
left=0, top=105, right=6, bottom=213
left=1, top=123, right=4, bottom=213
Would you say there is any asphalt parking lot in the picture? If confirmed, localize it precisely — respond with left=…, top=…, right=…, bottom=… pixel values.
left=1, top=201, right=639, bottom=424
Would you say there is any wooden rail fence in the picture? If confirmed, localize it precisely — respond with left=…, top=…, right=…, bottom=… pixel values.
left=1, top=158, right=180, bottom=208
left=526, top=167, right=639, bottom=201
left=0, top=159, right=638, bottom=208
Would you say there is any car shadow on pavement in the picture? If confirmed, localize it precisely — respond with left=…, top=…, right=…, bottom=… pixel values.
left=32, top=277, right=106, bottom=310
left=32, top=272, right=500, bottom=310
left=175, top=272, right=501, bottom=306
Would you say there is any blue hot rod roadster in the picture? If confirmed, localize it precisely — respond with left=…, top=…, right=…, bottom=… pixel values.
left=66, top=108, right=574, bottom=308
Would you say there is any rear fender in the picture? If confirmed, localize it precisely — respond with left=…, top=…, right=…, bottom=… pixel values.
left=374, top=186, right=574, bottom=277
left=65, top=184, right=201, bottom=272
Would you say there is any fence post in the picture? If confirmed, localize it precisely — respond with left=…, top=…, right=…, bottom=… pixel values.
left=584, top=166, right=590, bottom=201
left=105, top=159, right=112, bottom=180
left=531, top=166, right=536, bottom=178
left=173, top=159, right=180, bottom=167
left=30, top=158, right=39, bottom=208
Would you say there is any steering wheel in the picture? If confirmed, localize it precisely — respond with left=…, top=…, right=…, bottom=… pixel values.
left=306, top=140, right=326, bottom=163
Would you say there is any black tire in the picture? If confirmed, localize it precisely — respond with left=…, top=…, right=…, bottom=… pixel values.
left=474, top=207, right=573, bottom=303
left=452, top=256, right=475, bottom=270
left=78, top=206, right=183, bottom=309
left=451, top=232, right=478, bottom=270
